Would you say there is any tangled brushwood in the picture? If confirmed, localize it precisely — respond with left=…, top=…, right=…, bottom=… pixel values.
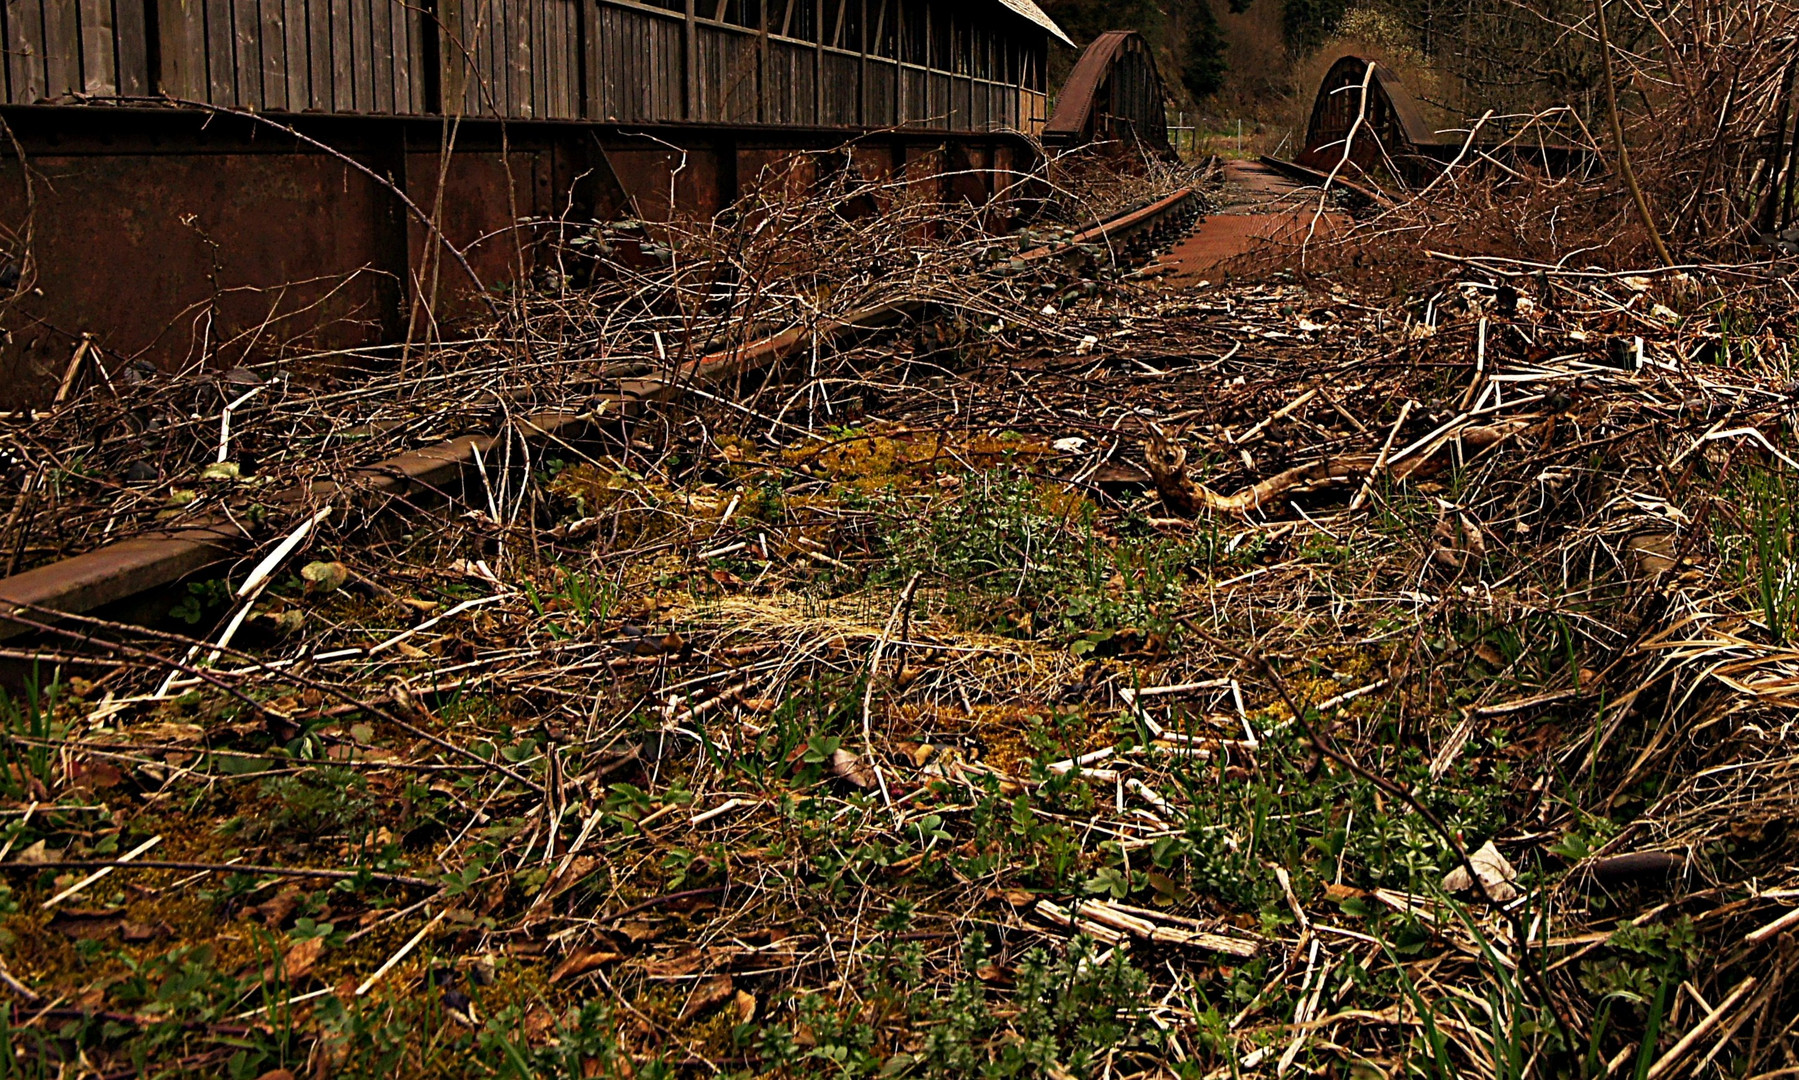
left=7, top=75, right=1799, bottom=1080
left=1254, top=0, right=1799, bottom=276
left=0, top=148, right=1202, bottom=578
left=0, top=148, right=1798, bottom=1077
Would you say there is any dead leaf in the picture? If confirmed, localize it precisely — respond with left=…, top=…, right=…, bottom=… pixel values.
left=254, top=886, right=304, bottom=928
left=122, top=920, right=170, bottom=942
left=642, top=948, right=705, bottom=979
left=733, top=990, right=757, bottom=1025
left=549, top=947, right=620, bottom=984
left=523, top=1007, right=558, bottom=1042
left=265, top=935, right=326, bottom=981
left=616, top=920, right=662, bottom=944
left=50, top=907, right=124, bottom=939
left=830, top=748, right=876, bottom=788
left=1458, top=513, right=1487, bottom=558
left=16, top=839, right=49, bottom=863
left=543, top=855, right=598, bottom=901
left=678, top=974, right=735, bottom=1020
left=1146, top=871, right=1192, bottom=902
left=1442, top=840, right=1521, bottom=902
left=301, top=561, right=350, bottom=593
left=70, top=760, right=124, bottom=789
left=1433, top=508, right=1488, bottom=569
left=1629, top=531, right=1677, bottom=577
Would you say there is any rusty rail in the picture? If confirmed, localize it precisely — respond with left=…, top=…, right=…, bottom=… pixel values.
left=1018, top=187, right=1199, bottom=261
left=1253, top=156, right=1393, bottom=209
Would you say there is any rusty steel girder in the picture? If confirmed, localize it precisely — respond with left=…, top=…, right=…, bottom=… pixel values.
left=1042, top=31, right=1172, bottom=159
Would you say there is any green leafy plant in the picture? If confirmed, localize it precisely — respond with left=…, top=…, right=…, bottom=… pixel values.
left=1717, top=464, right=1799, bottom=641
left=0, top=672, right=57, bottom=800
left=169, top=578, right=233, bottom=625
left=253, top=767, right=381, bottom=843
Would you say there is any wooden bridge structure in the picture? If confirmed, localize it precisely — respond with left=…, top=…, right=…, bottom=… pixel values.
left=0, top=0, right=1077, bottom=404
left=1042, top=29, right=1170, bottom=157
left=1291, top=54, right=1583, bottom=186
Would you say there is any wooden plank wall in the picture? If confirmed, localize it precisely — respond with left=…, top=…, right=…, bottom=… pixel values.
left=3, top=0, right=151, bottom=101
left=451, top=0, right=582, bottom=118
left=864, top=58, right=893, bottom=126
left=820, top=50, right=855, bottom=125
left=0, top=0, right=426, bottom=109
left=693, top=22, right=758, bottom=123
left=587, top=2, right=682, bottom=121
left=901, top=65, right=924, bottom=124
left=0, top=0, right=1043, bottom=133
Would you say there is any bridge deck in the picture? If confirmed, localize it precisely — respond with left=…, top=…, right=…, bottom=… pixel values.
left=1147, top=160, right=1342, bottom=285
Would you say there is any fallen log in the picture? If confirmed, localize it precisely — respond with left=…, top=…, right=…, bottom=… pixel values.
left=1141, top=419, right=1534, bottom=518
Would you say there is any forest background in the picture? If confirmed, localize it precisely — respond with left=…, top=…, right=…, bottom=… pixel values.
left=1042, top=0, right=1614, bottom=158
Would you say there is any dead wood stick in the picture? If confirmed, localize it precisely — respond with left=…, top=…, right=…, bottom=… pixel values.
left=42, top=834, right=162, bottom=907
left=0, top=954, right=38, bottom=1000
left=1233, top=386, right=1319, bottom=445
left=862, top=572, right=922, bottom=813
left=52, top=336, right=91, bottom=408
left=0, top=859, right=436, bottom=888
left=355, top=908, right=446, bottom=995
left=1195, top=628, right=1585, bottom=1045
left=1593, top=0, right=1674, bottom=266
left=602, top=883, right=731, bottom=923
left=4, top=601, right=548, bottom=797
left=1144, top=437, right=1389, bottom=517
left=1745, top=904, right=1799, bottom=945
left=1405, top=109, right=1496, bottom=206
left=1305, top=60, right=1378, bottom=252
left=1349, top=400, right=1414, bottom=511
left=1644, top=974, right=1758, bottom=1080
left=0, top=608, right=295, bottom=726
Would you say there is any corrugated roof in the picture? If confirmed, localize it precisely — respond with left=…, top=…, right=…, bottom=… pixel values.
left=994, top=0, right=1073, bottom=46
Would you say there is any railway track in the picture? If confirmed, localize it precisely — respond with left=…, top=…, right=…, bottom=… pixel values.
left=0, top=186, right=1202, bottom=651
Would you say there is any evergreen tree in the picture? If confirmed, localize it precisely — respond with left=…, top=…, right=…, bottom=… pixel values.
left=1180, top=1, right=1229, bottom=99
left=1281, top=0, right=1352, bottom=53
